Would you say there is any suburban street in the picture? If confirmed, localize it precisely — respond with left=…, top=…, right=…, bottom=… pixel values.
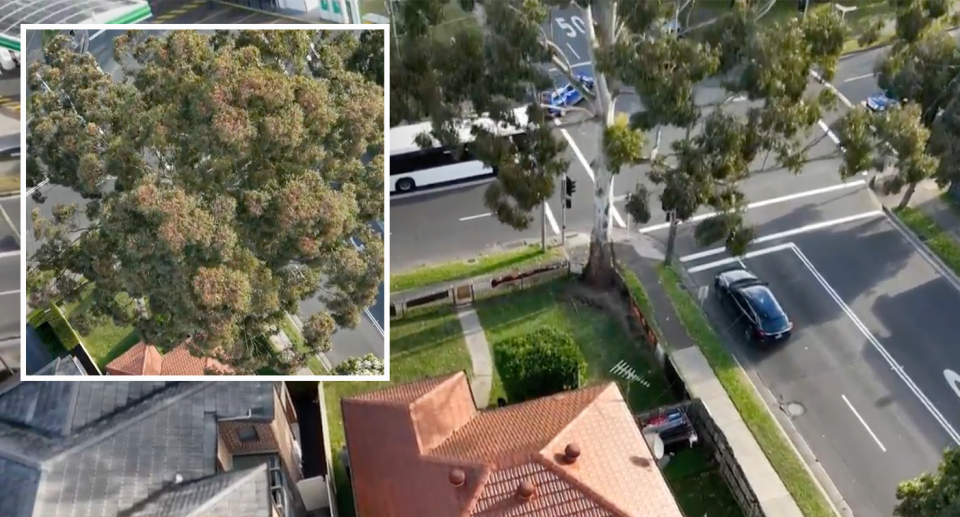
left=146, top=0, right=300, bottom=24
left=390, top=10, right=960, bottom=517
left=26, top=29, right=384, bottom=367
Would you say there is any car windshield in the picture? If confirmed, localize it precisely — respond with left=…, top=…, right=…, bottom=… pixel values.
left=741, top=286, right=789, bottom=333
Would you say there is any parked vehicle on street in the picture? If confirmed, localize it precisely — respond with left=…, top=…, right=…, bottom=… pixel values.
left=543, top=74, right=595, bottom=118
left=714, top=266, right=793, bottom=344
left=865, top=90, right=897, bottom=112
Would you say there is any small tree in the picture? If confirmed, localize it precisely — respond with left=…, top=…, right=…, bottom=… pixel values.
left=492, top=327, right=586, bottom=403
left=333, top=353, right=384, bottom=376
left=894, top=446, right=960, bottom=517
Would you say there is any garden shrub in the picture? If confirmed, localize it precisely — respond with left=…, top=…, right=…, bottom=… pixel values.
left=493, top=327, right=586, bottom=403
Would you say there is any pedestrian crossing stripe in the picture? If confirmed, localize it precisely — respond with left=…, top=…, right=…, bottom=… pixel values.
left=154, top=0, right=205, bottom=21
left=0, top=97, right=19, bottom=113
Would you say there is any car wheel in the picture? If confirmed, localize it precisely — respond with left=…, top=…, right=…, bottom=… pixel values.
left=395, top=178, right=415, bottom=192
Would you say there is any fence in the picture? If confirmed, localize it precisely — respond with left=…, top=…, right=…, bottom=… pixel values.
left=391, top=259, right=571, bottom=319
left=611, top=270, right=766, bottom=517
left=28, top=304, right=102, bottom=375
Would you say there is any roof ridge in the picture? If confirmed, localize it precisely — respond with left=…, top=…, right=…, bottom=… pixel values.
left=42, top=382, right=208, bottom=465
left=542, top=382, right=616, bottom=451
left=0, top=423, right=45, bottom=468
left=188, top=463, right=269, bottom=517
left=534, top=454, right=633, bottom=517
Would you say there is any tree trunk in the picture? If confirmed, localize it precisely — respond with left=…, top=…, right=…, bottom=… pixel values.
left=665, top=214, right=679, bottom=264
left=582, top=1, right=618, bottom=288
left=898, top=181, right=918, bottom=210
left=651, top=126, right=663, bottom=160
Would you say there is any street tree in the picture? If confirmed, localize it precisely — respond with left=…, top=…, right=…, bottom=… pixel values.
left=894, top=446, right=960, bottom=517
left=875, top=29, right=960, bottom=128
left=929, top=90, right=960, bottom=192
left=392, top=0, right=843, bottom=284
left=836, top=103, right=939, bottom=208
left=332, top=353, right=384, bottom=376
left=27, top=31, right=384, bottom=373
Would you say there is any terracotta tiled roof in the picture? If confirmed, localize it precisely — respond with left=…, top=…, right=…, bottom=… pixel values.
left=105, top=342, right=162, bottom=376
left=105, top=341, right=234, bottom=376
left=342, top=372, right=683, bottom=517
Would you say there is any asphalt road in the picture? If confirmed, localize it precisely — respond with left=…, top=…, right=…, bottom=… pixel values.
left=26, top=29, right=383, bottom=367
left=147, top=0, right=301, bottom=24
left=646, top=183, right=960, bottom=516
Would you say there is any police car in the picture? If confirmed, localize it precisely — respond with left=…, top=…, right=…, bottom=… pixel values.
left=543, top=74, right=595, bottom=118
left=865, top=91, right=897, bottom=112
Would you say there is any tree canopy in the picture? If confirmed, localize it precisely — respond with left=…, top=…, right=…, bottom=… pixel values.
left=895, top=447, right=960, bottom=517
left=332, top=353, right=384, bottom=376
left=836, top=0, right=960, bottom=205
left=392, top=0, right=846, bottom=276
left=26, top=30, right=384, bottom=374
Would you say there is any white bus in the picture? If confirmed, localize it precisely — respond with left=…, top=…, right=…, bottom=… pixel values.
left=390, top=106, right=530, bottom=193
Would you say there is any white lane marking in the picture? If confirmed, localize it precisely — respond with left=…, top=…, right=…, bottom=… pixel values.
left=559, top=129, right=627, bottom=228
left=460, top=213, right=491, bottom=222
left=843, top=73, right=875, bottom=83
left=10, top=152, right=18, bottom=157
left=792, top=245, right=960, bottom=445
left=391, top=177, right=495, bottom=200
left=25, top=179, right=51, bottom=196
left=545, top=202, right=560, bottom=235
left=0, top=251, right=18, bottom=259
left=609, top=175, right=626, bottom=228
left=565, top=42, right=581, bottom=60
left=842, top=394, right=887, bottom=452
left=0, top=289, right=17, bottom=297
left=548, top=61, right=592, bottom=73
left=679, top=211, right=883, bottom=264
left=817, top=119, right=841, bottom=145
left=686, top=243, right=795, bottom=273
left=810, top=71, right=855, bottom=109
left=946, top=370, right=960, bottom=402
left=91, top=30, right=107, bottom=40
left=638, top=180, right=867, bottom=234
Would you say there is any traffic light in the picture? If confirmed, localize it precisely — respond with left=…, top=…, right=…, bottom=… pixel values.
left=565, top=176, right=577, bottom=197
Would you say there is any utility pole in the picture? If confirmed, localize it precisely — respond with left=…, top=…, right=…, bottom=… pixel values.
left=540, top=200, right=547, bottom=251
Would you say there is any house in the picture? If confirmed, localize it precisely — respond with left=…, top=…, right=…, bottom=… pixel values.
left=0, top=379, right=331, bottom=517
left=105, top=341, right=234, bottom=376
left=340, top=371, right=684, bottom=517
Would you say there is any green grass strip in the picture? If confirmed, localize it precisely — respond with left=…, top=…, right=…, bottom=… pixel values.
left=391, top=245, right=564, bottom=293
left=658, top=265, right=835, bottom=517
left=895, top=206, right=960, bottom=277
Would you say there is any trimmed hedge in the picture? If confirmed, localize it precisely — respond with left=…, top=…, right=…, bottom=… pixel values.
left=493, top=327, right=586, bottom=403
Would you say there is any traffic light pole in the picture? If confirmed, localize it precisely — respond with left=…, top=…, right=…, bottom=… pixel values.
left=561, top=176, right=567, bottom=246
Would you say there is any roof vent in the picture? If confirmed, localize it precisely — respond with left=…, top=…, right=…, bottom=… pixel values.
left=564, top=443, right=581, bottom=464
left=174, top=474, right=184, bottom=484
left=516, top=480, right=536, bottom=502
left=449, top=468, right=466, bottom=487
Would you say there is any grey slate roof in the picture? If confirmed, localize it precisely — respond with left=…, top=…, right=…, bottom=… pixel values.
left=0, top=381, right=279, bottom=517
left=128, top=464, right=271, bottom=517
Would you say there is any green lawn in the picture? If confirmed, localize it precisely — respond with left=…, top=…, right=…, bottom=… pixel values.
left=59, top=286, right=141, bottom=370
left=664, top=447, right=745, bottom=517
left=895, top=206, right=960, bottom=277
left=474, top=280, right=676, bottom=414
left=657, top=266, right=835, bottom=517
left=323, top=308, right=471, bottom=517
left=361, top=0, right=478, bottom=41
left=392, top=245, right=565, bottom=293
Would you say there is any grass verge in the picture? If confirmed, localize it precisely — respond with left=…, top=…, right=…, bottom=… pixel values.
left=391, top=244, right=565, bottom=293
left=323, top=308, right=472, bottom=517
left=281, top=315, right=327, bottom=375
left=894, top=206, right=960, bottom=276
left=60, top=286, right=141, bottom=370
left=658, top=265, right=835, bottom=517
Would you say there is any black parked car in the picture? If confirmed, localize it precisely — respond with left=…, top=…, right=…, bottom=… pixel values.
left=714, top=267, right=793, bottom=344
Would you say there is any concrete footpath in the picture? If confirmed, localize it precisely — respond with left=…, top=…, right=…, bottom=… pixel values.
left=617, top=239, right=813, bottom=517
left=456, top=306, right=493, bottom=409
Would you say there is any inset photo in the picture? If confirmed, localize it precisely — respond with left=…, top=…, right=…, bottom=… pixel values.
left=21, top=26, right=386, bottom=380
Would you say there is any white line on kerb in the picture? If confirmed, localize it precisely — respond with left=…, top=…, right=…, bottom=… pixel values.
left=0, top=251, right=17, bottom=259
left=0, top=289, right=18, bottom=297
left=686, top=243, right=795, bottom=273
left=460, top=213, right=490, bottom=222
left=638, top=180, right=867, bottom=234
left=843, top=73, right=875, bottom=83
left=680, top=210, right=883, bottom=264
left=792, top=245, right=960, bottom=445
left=559, top=129, right=627, bottom=229
left=817, top=119, right=841, bottom=145
left=841, top=394, right=887, bottom=452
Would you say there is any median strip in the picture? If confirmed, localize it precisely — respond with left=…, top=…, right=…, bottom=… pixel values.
left=894, top=206, right=960, bottom=277
left=656, top=265, right=836, bottom=517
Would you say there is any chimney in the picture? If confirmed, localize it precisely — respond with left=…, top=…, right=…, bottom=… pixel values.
left=564, top=443, right=581, bottom=464
left=449, top=468, right=466, bottom=488
left=516, top=480, right=536, bottom=502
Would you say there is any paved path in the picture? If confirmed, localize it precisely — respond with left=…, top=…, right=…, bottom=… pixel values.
left=456, top=306, right=493, bottom=409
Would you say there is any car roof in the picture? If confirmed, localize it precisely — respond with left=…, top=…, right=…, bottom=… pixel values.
left=717, top=267, right=758, bottom=284
left=739, top=284, right=787, bottom=320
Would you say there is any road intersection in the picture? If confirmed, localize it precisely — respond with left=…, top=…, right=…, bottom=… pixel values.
left=391, top=12, right=960, bottom=516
